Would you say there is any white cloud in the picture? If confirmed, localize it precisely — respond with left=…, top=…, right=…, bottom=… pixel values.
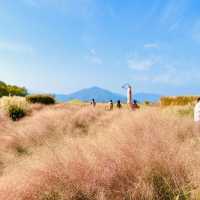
left=128, top=55, right=159, bottom=71
left=86, top=49, right=102, bottom=65
left=144, top=43, right=159, bottom=49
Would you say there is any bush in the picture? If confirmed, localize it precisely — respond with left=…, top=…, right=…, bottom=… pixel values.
left=144, top=101, right=150, bottom=105
left=0, top=96, right=30, bottom=121
left=26, top=95, right=55, bottom=105
left=8, top=105, right=25, bottom=121
left=160, top=96, right=199, bottom=106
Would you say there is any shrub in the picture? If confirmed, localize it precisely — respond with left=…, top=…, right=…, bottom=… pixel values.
left=40, top=191, right=63, bottom=200
left=15, top=145, right=29, bottom=156
left=160, top=96, right=199, bottom=106
left=26, top=94, right=55, bottom=105
left=144, top=101, right=150, bottom=105
left=0, top=96, right=30, bottom=121
left=8, top=105, right=25, bottom=121
left=68, top=99, right=83, bottom=104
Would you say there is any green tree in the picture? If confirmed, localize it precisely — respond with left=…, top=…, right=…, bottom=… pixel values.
left=7, top=85, right=28, bottom=97
left=0, top=81, right=28, bottom=97
left=0, top=81, right=9, bottom=97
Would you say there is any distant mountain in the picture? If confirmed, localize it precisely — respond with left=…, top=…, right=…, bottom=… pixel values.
left=56, top=86, right=126, bottom=103
left=55, top=86, right=161, bottom=103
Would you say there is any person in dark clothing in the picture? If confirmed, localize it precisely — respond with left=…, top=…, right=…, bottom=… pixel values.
left=91, top=99, right=96, bottom=107
left=131, top=100, right=140, bottom=110
left=116, top=100, right=122, bottom=109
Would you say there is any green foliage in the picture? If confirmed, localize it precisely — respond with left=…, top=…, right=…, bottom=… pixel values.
left=144, top=101, right=150, bottom=105
left=0, top=81, right=9, bottom=97
left=16, top=145, right=29, bottom=156
left=68, top=99, right=83, bottom=104
left=148, top=168, right=189, bottom=200
left=41, top=191, right=63, bottom=200
left=0, top=81, right=27, bottom=97
left=26, top=94, right=55, bottom=105
left=160, top=96, right=199, bottom=106
left=177, top=107, right=194, bottom=118
left=7, top=85, right=28, bottom=96
left=8, top=105, right=26, bottom=121
left=0, top=96, right=30, bottom=121
left=162, top=105, right=194, bottom=119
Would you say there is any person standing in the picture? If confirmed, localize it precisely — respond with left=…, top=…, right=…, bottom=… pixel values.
left=91, top=99, right=96, bottom=107
left=131, top=100, right=140, bottom=110
left=109, top=100, right=114, bottom=110
left=194, top=98, right=200, bottom=122
left=116, top=100, right=122, bottom=109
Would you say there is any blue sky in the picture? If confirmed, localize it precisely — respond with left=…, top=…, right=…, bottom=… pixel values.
left=0, top=0, right=200, bottom=95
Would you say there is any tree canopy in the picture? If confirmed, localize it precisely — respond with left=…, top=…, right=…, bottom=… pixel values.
left=0, top=81, right=28, bottom=97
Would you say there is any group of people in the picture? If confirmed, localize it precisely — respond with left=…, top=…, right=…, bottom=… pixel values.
left=90, top=97, right=200, bottom=120
left=107, top=100, right=122, bottom=110
left=91, top=99, right=122, bottom=110
left=91, top=98, right=139, bottom=111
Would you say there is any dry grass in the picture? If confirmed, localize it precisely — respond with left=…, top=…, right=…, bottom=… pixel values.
left=160, top=96, right=199, bottom=106
left=0, top=96, right=30, bottom=113
left=0, top=103, right=199, bottom=200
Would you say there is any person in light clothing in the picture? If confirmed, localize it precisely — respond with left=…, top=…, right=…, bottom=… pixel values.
left=109, top=100, right=114, bottom=110
left=194, top=98, right=200, bottom=122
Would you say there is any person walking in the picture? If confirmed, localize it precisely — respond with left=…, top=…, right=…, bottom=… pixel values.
left=116, top=100, right=122, bottom=109
left=194, top=97, right=200, bottom=122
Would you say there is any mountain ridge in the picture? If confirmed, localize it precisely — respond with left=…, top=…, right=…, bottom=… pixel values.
left=55, top=86, right=161, bottom=103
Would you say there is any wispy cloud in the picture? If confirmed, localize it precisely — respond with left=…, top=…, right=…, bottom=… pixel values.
left=160, top=0, right=188, bottom=31
left=128, top=47, right=194, bottom=86
left=144, top=43, right=159, bottom=49
left=128, top=54, right=159, bottom=71
left=132, top=66, right=183, bottom=86
left=151, top=66, right=180, bottom=84
left=86, top=49, right=102, bottom=65
left=0, top=41, right=34, bottom=54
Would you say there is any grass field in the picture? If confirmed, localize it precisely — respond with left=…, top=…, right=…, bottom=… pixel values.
left=0, top=102, right=199, bottom=200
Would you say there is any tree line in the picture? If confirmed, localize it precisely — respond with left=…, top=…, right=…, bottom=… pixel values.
left=0, top=81, right=28, bottom=97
